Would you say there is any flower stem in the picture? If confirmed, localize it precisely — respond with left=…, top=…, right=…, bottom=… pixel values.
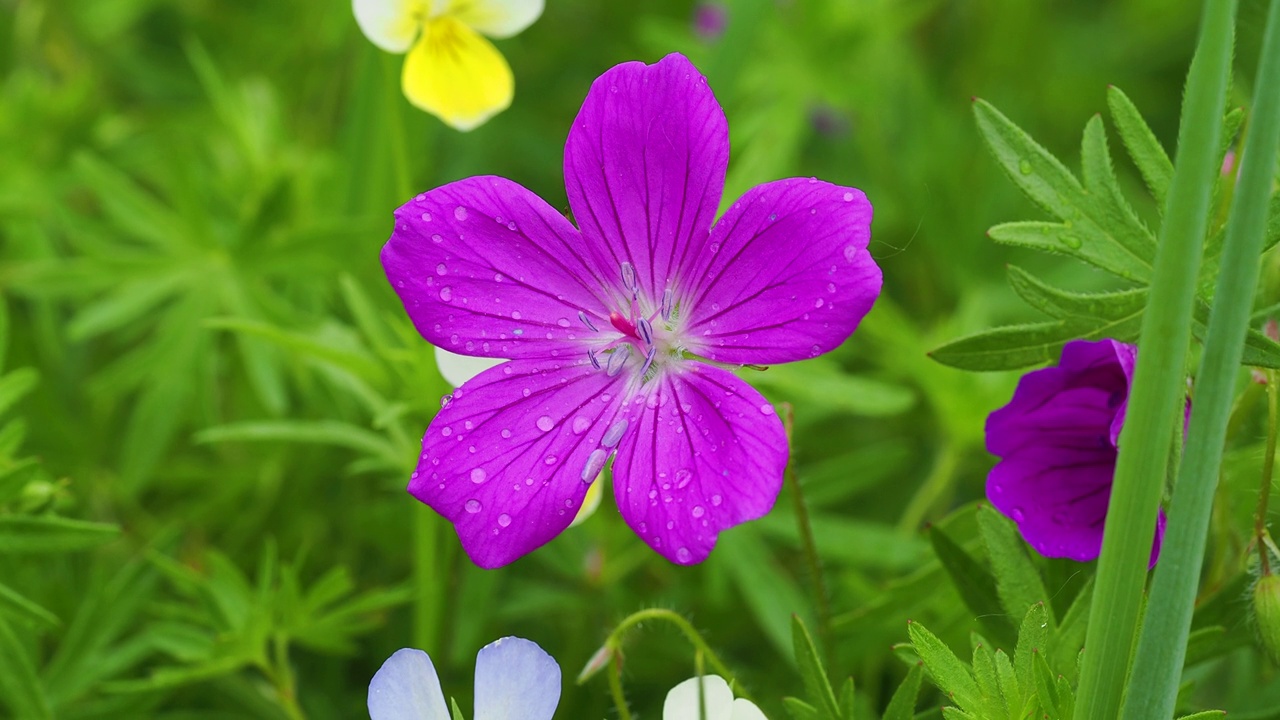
left=781, top=404, right=835, bottom=673
left=1071, top=1, right=1238, bottom=718
left=608, top=653, right=634, bottom=720
left=603, top=608, right=747, bottom=700
left=1121, top=1, right=1280, bottom=716
left=1256, top=373, right=1279, bottom=577
left=271, top=633, right=307, bottom=720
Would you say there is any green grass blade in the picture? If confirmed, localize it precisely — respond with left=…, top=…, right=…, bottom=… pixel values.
left=1123, top=0, right=1280, bottom=716
left=1071, top=0, right=1239, bottom=717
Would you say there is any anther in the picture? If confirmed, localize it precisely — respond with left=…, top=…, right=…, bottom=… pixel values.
left=587, top=349, right=601, bottom=369
left=606, top=346, right=630, bottom=377
left=661, top=288, right=674, bottom=321
left=639, top=346, right=657, bottom=377
left=579, top=310, right=599, bottom=332
left=620, top=261, right=636, bottom=291
left=636, top=317, right=653, bottom=346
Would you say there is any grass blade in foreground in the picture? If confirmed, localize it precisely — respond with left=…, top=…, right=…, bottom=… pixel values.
left=1071, top=1, right=1238, bottom=718
left=1123, top=0, right=1280, bottom=716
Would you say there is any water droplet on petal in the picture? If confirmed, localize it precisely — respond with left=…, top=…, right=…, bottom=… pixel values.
left=536, top=416, right=554, bottom=432
left=572, top=416, right=591, bottom=435
left=439, top=287, right=453, bottom=302
left=511, top=311, right=521, bottom=320
left=436, top=263, right=447, bottom=275
left=557, top=317, right=571, bottom=328
left=692, top=506, right=705, bottom=518
left=500, top=428, right=512, bottom=439
left=454, top=206, right=469, bottom=221
left=842, top=191, right=854, bottom=202
left=498, top=513, right=511, bottom=527
left=843, top=245, right=859, bottom=263
left=465, top=499, right=482, bottom=513
left=760, top=404, right=776, bottom=415
left=470, top=468, right=486, bottom=484
left=814, top=298, right=824, bottom=308
left=441, top=427, right=453, bottom=437
left=544, top=455, right=558, bottom=465
left=431, top=233, right=443, bottom=244
left=420, top=212, right=433, bottom=222
left=1010, top=507, right=1026, bottom=521
left=676, top=547, right=692, bottom=563
left=711, top=494, right=722, bottom=506
left=675, top=468, right=693, bottom=489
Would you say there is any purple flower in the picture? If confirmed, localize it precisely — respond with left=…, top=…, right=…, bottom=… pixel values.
left=382, top=53, right=881, bottom=568
left=986, top=339, right=1166, bottom=567
left=693, top=2, right=729, bottom=43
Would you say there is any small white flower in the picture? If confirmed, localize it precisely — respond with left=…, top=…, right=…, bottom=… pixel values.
left=368, top=636, right=560, bottom=720
left=664, top=675, right=768, bottom=720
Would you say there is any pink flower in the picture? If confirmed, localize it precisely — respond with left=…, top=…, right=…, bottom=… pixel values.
left=382, top=53, right=881, bottom=568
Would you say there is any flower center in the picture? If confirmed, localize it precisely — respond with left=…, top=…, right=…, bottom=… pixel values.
left=581, top=262, right=683, bottom=384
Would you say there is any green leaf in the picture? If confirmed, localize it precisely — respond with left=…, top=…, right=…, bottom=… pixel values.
left=783, top=697, right=822, bottom=720
left=1005, top=266, right=1146, bottom=320
left=0, top=581, right=60, bottom=629
left=450, top=697, right=466, bottom=720
left=837, top=677, right=855, bottom=720
left=994, top=649, right=1021, bottom=717
left=0, top=367, right=38, bottom=419
left=1032, top=649, right=1062, bottom=719
left=751, top=358, right=915, bottom=417
left=1173, top=712, right=1227, bottom=720
left=928, top=525, right=1016, bottom=648
left=718, top=529, right=812, bottom=663
left=195, top=419, right=403, bottom=472
left=1106, top=86, right=1173, bottom=208
left=1051, top=577, right=1093, bottom=674
left=880, top=662, right=923, bottom=720
left=66, top=273, right=187, bottom=342
left=908, top=620, right=981, bottom=713
left=0, top=615, right=53, bottom=719
left=1079, top=115, right=1157, bottom=264
left=792, top=616, right=840, bottom=719
left=0, top=515, right=121, bottom=553
left=974, top=100, right=1153, bottom=280
left=978, top=506, right=1054, bottom=625
left=928, top=316, right=1143, bottom=371
left=971, top=638, right=1008, bottom=719
left=1014, top=603, right=1050, bottom=702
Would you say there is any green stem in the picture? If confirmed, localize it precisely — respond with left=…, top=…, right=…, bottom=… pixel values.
left=1123, top=2, right=1280, bottom=717
left=1072, top=1, right=1239, bottom=718
left=603, top=608, right=747, bottom=699
left=608, top=654, right=634, bottom=720
left=271, top=634, right=307, bottom=720
left=782, top=404, right=835, bottom=674
left=1257, top=372, right=1279, bottom=577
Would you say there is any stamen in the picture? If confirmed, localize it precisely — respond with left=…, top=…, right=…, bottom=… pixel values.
left=587, top=349, right=601, bottom=369
left=620, top=261, right=636, bottom=291
left=639, top=346, right=657, bottom=377
left=661, top=288, right=674, bottom=321
left=636, top=317, right=654, bottom=346
left=606, top=345, right=630, bottom=377
left=578, top=310, right=599, bottom=332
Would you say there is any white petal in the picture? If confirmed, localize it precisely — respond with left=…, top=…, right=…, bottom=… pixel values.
left=354, top=0, right=424, bottom=52
left=664, top=676, right=735, bottom=720
left=367, top=648, right=450, bottom=720
left=473, top=637, right=561, bottom=720
left=443, top=0, right=544, bottom=38
left=435, top=346, right=506, bottom=388
left=731, top=698, right=769, bottom=720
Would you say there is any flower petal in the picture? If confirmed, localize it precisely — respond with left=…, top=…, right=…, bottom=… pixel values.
left=663, top=675, right=735, bottom=720
left=410, top=358, right=629, bottom=568
left=473, top=636, right=561, bottom=720
left=383, top=176, right=612, bottom=360
left=402, top=17, right=514, bottom=131
left=436, top=346, right=505, bottom=388
left=987, top=447, right=1117, bottom=562
left=563, top=53, right=729, bottom=301
left=354, top=0, right=424, bottom=52
left=682, top=178, right=881, bottom=365
left=611, top=363, right=787, bottom=564
left=367, top=648, right=450, bottom=720
left=444, top=0, right=544, bottom=38
left=731, top=698, right=769, bottom=720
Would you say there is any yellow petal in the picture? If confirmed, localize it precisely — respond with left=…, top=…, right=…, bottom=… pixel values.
left=443, top=0, right=544, bottom=38
left=401, top=16, right=514, bottom=131
left=569, top=476, right=604, bottom=528
left=353, top=0, right=425, bottom=53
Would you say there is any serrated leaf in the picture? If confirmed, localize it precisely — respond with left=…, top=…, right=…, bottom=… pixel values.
left=971, top=639, right=1008, bottom=720
left=987, top=221, right=1146, bottom=280
left=1014, top=603, right=1050, bottom=701
left=1107, top=86, right=1173, bottom=208
left=1005, top=266, right=1147, bottom=320
left=66, top=273, right=187, bottom=342
left=974, top=100, right=1153, bottom=280
left=928, top=525, right=1016, bottom=648
left=978, top=507, right=1054, bottom=625
left=72, top=153, right=190, bottom=251
left=928, top=315, right=1143, bottom=371
left=837, top=677, right=855, bottom=720
left=1055, top=673, right=1075, bottom=719
left=1052, top=577, right=1093, bottom=674
left=0, top=515, right=121, bottom=553
left=792, top=616, right=840, bottom=719
left=994, top=649, right=1020, bottom=716
left=908, top=620, right=981, bottom=713
left=880, top=662, right=923, bottom=720
left=1079, top=115, right=1157, bottom=262
left=0, top=615, right=53, bottom=719
left=1032, top=649, right=1061, bottom=719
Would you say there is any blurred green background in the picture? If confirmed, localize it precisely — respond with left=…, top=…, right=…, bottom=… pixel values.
left=2, top=0, right=1278, bottom=717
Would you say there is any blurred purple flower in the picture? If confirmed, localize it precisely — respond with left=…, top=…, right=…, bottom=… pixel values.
left=693, top=2, right=729, bottom=42
left=382, top=53, right=881, bottom=568
left=985, top=339, right=1165, bottom=567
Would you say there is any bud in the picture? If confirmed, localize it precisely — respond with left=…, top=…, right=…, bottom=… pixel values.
left=1253, top=574, right=1280, bottom=664
left=577, top=643, right=618, bottom=683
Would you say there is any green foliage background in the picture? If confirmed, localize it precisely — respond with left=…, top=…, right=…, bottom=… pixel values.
left=2, top=0, right=1278, bottom=717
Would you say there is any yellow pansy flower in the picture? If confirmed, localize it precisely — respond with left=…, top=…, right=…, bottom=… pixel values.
left=353, top=0, right=544, bottom=131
